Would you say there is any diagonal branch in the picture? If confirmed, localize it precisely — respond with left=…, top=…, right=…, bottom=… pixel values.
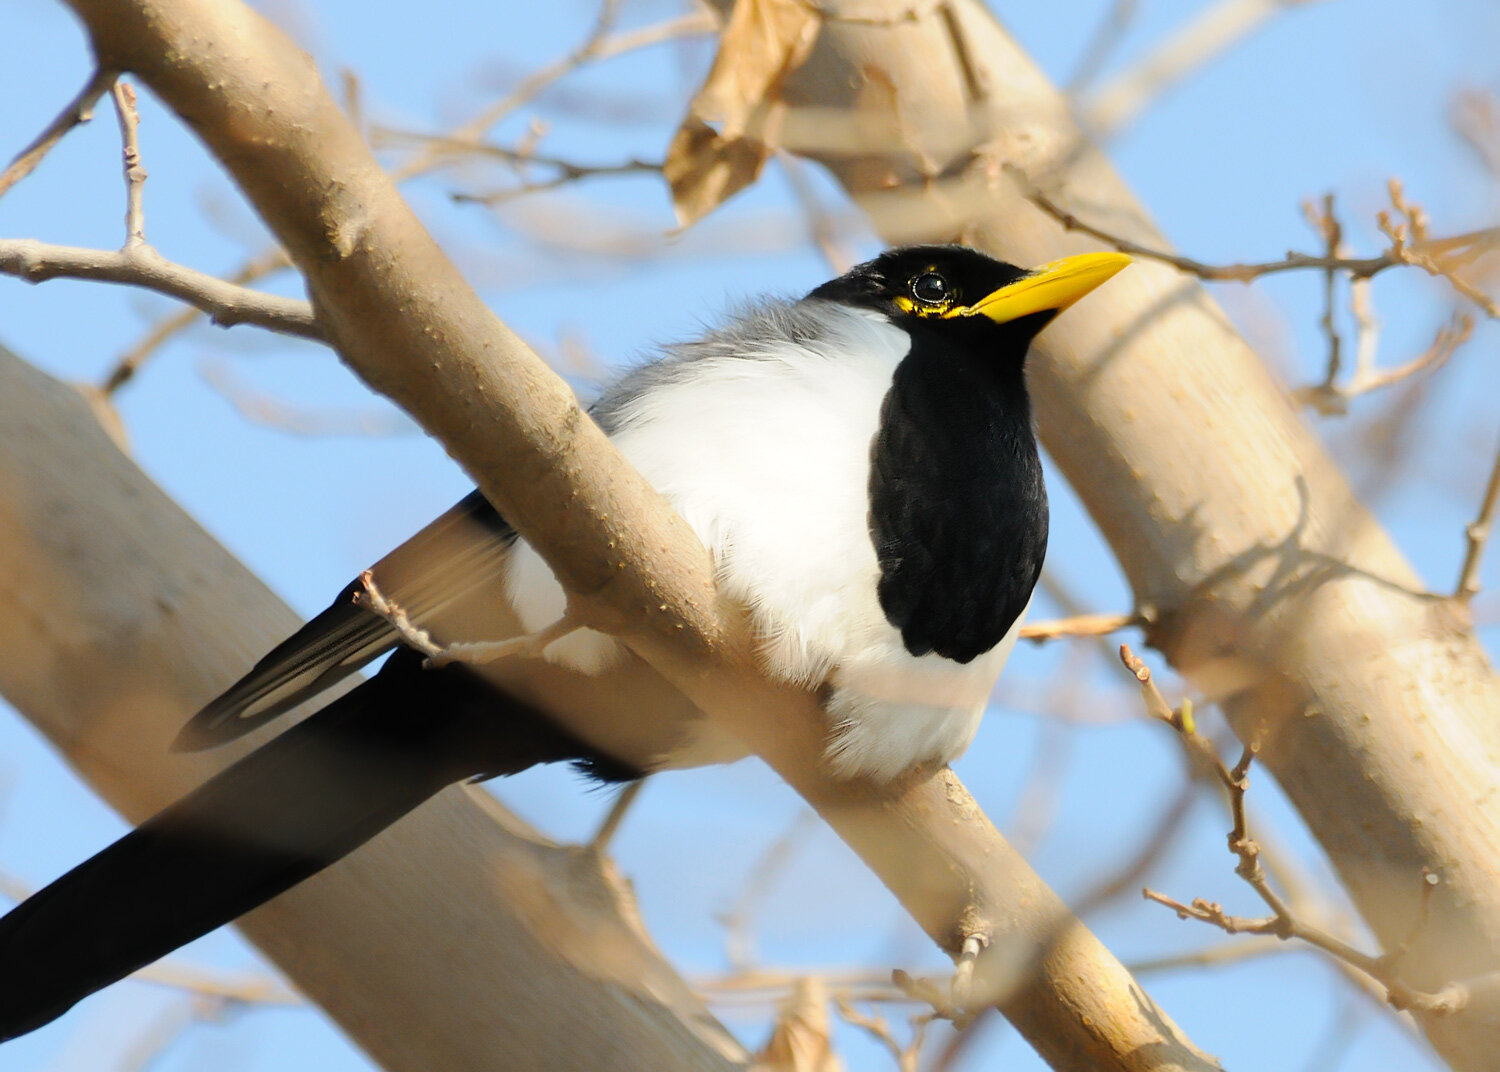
left=0, top=66, right=117, bottom=201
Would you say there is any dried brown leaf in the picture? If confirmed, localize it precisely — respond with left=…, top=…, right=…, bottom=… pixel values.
left=665, top=0, right=822, bottom=225
left=754, top=977, right=845, bottom=1072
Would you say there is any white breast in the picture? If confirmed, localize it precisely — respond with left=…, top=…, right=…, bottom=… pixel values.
left=506, top=302, right=1020, bottom=780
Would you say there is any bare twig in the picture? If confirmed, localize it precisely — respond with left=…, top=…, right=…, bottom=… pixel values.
left=0, top=66, right=117, bottom=201
left=1126, top=934, right=1286, bottom=975
left=353, top=570, right=579, bottom=667
left=779, top=152, right=858, bottom=275
left=1018, top=168, right=1500, bottom=290
left=110, top=80, right=148, bottom=248
left=589, top=778, right=646, bottom=853
left=103, top=246, right=295, bottom=394
left=134, top=961, right=301, bottom=1005
left=450, top=152, right=662, bottom=204
left=1122, top=645, right=1473, bottom=1016
left=1080, top=0, right=1325, bottom=137
left=1456, top=434, right=1500, bottom=603
left=834, top=996, right=931, bottom=1072
left=694, top=967, right=921, bottom=1007
left=0, top=239, right=320, bottom=340
left=99, top=2, right=710, bottom=394
left=1380, top=179, right=1500, bottom=319
left=1304, top=193, right=1344, bottom=388
left=1019, top=610, right=1142, bottom=643
left=1294, top=314, right=1473, bottom=417
left=720, top=811, right=819, bottom=971
left=198, top=359, right=416, bottom=437
left=1071, top=778, right=1199, bottom=916
left=1453, top=89, right=1500, bottom=177
left=1064, top=0, right=1138, bottom=96
left=115, top=997, right=212, bottom=1072
left=380, top=2, right=714, bottom=184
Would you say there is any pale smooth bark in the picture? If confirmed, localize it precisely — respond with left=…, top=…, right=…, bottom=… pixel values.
left=0, top=344, right=745, bottom=1071
left=22, top=0, right=1221, bottom=1068
left=783, top=3, right=1500, bottom=1068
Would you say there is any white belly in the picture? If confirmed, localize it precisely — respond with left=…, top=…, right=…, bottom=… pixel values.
left=505, top=304, right=1017, bottom=780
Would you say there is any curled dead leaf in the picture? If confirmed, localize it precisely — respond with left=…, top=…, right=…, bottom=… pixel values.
left=665, top=0, right=823, bottom=226
left=754, top=976, right=845, bottom=1072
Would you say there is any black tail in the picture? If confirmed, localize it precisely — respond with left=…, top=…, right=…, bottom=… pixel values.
left=0, top=648, right=635, bottom=1041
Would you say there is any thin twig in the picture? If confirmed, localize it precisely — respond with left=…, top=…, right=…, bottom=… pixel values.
left=354, top=570, right=580, bottom=667
left=450, top=153, right=663, bottom=205
left=0, top=239, right=321, bottom=340
left=0, top=66, right=117, bottom=201
left=779, top=151, right=858, bottom=274
left=1019, top=610, right=1142, bottom=643
left=1080, top=0, right=1326, bottom=137
left=1380, top=179, right=1500, bottom=319
left=115, top=997, right=208, bottom=1072
left=589, top=778, right=646, bottom=853
left=98, top=2, right=711, bottom=393
left=1121, top=645, right=1473, bottom=1016
left=198, top=359, right=416, bottom=437
left=1065, top=0, right=1139, bottom=96
left=1071, top=777, right=1199, bottom=916
left=1456, top=434, right=1500, bottom=603
left=134, top=961, right=301, bottom=1005
left=1304, top=193, right=1344, bottom=389
left=1293, top=314, right=1473, bottom=417
left=103, top=246, right=294, bottom=394
left=1018, top=167, right=1500, bottom=288
left=1126, top=934, right=1286, bottom=975
left=1453, top=89, right=1500, bottom=177
left=110, top=80, right=148, bottom=248
left=720, top=811, right=818, bottom=971
left=382, top=1, right=714, bottom=184
left=834, top=996, right=931, bottom=1072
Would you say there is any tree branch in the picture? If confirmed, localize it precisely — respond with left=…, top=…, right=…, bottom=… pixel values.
left=0, top=66, right=117, bottom=200
left=0, top=238, right=321, bottom=340
left=784, top=3, right=1500, bottom=1068
left=0, top=342, right=746, bottom=1071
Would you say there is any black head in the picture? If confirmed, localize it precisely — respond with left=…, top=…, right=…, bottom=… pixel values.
left=808, top=244, right=1129, bottom=355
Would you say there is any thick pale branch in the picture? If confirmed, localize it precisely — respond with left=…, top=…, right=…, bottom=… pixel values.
left=781, top=3, right=1500, bottom=1067
left=0, top=344, right=744, bottom=1072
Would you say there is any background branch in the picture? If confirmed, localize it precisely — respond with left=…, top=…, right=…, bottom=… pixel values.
left=782, top=3, right=1500, bottom=1068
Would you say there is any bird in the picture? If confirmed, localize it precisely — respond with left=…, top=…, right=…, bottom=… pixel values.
left=0, top=244, right=1128, bottom=1041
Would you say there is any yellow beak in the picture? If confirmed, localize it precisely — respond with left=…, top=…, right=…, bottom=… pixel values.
left=963, top=251, right=1131, bottom=324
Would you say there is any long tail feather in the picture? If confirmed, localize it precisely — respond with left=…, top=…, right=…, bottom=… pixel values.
left=0, top=648, right=633, bottom=1041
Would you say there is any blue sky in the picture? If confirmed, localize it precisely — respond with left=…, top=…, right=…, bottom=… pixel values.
left=2, top=0, right=1498, bottom=1069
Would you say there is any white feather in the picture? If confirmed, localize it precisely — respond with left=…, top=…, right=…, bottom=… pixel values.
left=505, top=301, right=1023, bottom=779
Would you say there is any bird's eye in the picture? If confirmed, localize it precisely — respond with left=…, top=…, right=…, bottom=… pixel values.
left=911, top=272, right=950, bottom=306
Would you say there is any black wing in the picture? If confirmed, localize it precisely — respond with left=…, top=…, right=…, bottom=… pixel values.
left=174, top=490, right=517, bottom=750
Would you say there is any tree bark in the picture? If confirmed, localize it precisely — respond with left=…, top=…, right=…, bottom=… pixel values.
left=784, top=3, right=1500, bottom=1068
left=20, top=0, right=1224, bottom=1068
left=0, top=343, right=746, bottom=1071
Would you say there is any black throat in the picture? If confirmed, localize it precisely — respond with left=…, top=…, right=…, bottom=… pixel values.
left=867, top=321, right=1048, bottom=663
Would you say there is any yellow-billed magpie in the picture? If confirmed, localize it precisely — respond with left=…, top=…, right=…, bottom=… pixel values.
left=0, top=245, right=1127, bottom=1040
